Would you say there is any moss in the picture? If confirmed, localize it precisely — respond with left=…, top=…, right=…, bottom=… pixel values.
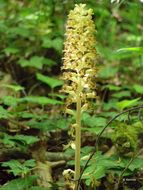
left=112, top=122, right=143, bottom=155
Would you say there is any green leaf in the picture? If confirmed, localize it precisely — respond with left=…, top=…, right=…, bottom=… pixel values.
left=2, top=161, right=22, bottom=176
left=93, top=166, right=106, bottom=179
left=1, top=84, right=24, bottom=92
left=52, top=37, right=63, bottom=52
left=2, top=159, right=36, bottom=176
left=21, top=96, right=63, bottom=105
left=42, top=38, right=53, bottom=48
left=42, top=37, right=63, bottom=52
left=100, top=111, right=117, bottom=118
left=114, top=47, right=143, bottom=59
left=82, top=113, right=107, bottom=128
left=0, top=176, right=37, bottom=190
left=12, top=134, right=39, bottom=145
left=27, top=118, right=69, bottom=131
left=0, top=96, right=19, bottom=106
left=2, top=134, right=39, bottom=146
left=15, top=112, right=48, bottom=120
left=128, top=157, right=143, bottom=171
left=99, top=65, right=118, bottom=79
left=36, top=73, right=63, bottom=89
left=9, top=27, right=31, bottom=38
left=16, top=112, right=37, bottom=119
left=116, top=98, right=140, bottom=110
left=84, top=154, right=107, bottom=180
left=83, top=126, right=104, bottom=135
left=2, top=134, right=15, bottom=146
left=105, top=84, right=121, bottom=91
left=0, top=106, right=10, bottom=119
left=4, top=47, right=19, bottom=55
left=27, top=120, right=56, bottom=131
left=103, top=99, right=118, bottom=111
left=133, top=84, right=143, bottom=94
left=1, top=96, right=63, bottom=107
left=82, top=114, right=107, bottom=134
left=24, top=159, right=36, bottom=168
left=112, top=91, right=131, bottom=98
left=48, top=93, right=66, bottom=100
left=18, top=56, right=55, bottom=69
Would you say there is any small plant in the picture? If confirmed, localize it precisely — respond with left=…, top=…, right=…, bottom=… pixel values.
left=1, top=159, right=36, bottom=177
left=61, top=4, right=98, bottom=189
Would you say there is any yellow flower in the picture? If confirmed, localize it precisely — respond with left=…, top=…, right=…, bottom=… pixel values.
left=62, top=4, right=97, bottom=111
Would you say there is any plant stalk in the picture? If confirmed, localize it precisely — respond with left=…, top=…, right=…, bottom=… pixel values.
left=75, top=79, right=81, bottom=190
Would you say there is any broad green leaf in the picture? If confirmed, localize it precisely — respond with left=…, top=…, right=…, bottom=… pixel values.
left=1, top=84, right=24, bottom=92
left=116, top=47, right=143, bottom=54
left=83, top=126, right=105, bottom=135
left=83, top=161, right=106, bottom=181
left=114, top=47, right=143, bottom=58
left=27, top=120, right=56, bottom=131
left=12, top=134, right=39, bottom=145
left=21, top=96, right=63, bottom=105
left=0, top=96, right=19, bottom=106
left=82, top=113, right=107, bottom=134
left=27, top=117, right=69, bottom=131
left=2, top=160, right=23, bottom=176
left=82, top=113, right=107, bottom=127
left=116, top=98, right=140, bottom=110
left=2, top=134, right=39, bottom=146
left=56, top=118, right=70, bottom=129
left=36, top=73, right=63, bottom=89
left=42, top=37, right=63, bottom=52
left=128, top=157, right=143, bottom=171
left=113, top=156, right=143, bottom=172
left=42, top=38, right=53, bottom=48
left=99, top=65, right=118, bottom=79
left=133, top=84, right=143, bottom=94
left=49, top=93, right=66, bottom=100
left=85, top=178, right=91, bottom=186
left=9, top=27, right=31, bottom=38
left=15, top=112, right=37, bottom=119
left=2, top=134, right=15, bottom=146
left=0, top=106, right=10, bottom=119
left=0, top=176, right=37, bottom=190
left=105, top=84, right=121, bottom=91
left=15, top=112, right=48, bottom=120
left=93, top=166, right=106, bottom=179
left=103, top=99, right=118, bottom=111
left=24, top=159, right=36, bottom=167
left=18, top=56, right=55, bottom=69
left=112, top=91, right=131, bottom=98
left=52, top=37, right=63, bottom=52
left=4, top=47, right=19, bottom=55
left=84, top=116, right=106, bottom=128
left=100, top=111, right=117, bottom=118
left=81, top=146, right=94, bottom=155
left=0, top=21, right=7, bottom=33
left=83, top=152, right=143, bottom=185
left=2, top=159, right=36, bottom=176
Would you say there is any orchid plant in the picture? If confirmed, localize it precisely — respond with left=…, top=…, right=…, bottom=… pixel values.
left=61, top=4, right=97, bottom=189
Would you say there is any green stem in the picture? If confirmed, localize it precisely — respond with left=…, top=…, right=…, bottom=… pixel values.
left=75, top=79, right=81, bottom=190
